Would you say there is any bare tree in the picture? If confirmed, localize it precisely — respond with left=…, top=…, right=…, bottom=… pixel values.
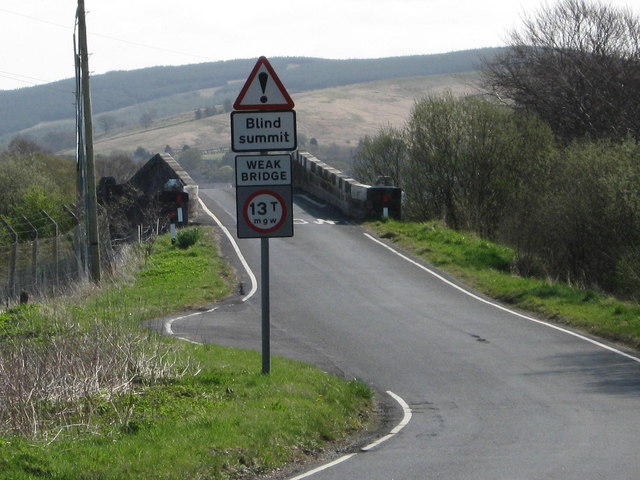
left=96, top=153, right=139, bottom=183
left=353, top=125, right=406, bottom=187
left=7, top=136, right=43, bottom=154
left=482, top=0, right=640, bottom=141
left=97, top=114, right=117, bottom=135
left=139, top=110, right=156, bottom=129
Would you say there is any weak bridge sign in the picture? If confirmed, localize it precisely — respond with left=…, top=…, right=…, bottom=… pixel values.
left=235, top=154, right=292, bottom=186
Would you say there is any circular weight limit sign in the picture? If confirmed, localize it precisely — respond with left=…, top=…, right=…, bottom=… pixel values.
left=243, top=189, right=288, bottom=234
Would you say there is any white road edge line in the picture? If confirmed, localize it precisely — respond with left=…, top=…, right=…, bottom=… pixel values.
left=163, top=308, right=218, bottom=344
left=364, top=232, right=640, bottom=364
left=162, top=198, right=259, bottom=342
left=198, top=197, right=258, bottom=302
left=287, top=391, right=411, bottom=480
left=166, top=202, right=416, bottom=477
left=287, top=454, right=357, bottom=480
left=361, top=390, right=412, bottom=452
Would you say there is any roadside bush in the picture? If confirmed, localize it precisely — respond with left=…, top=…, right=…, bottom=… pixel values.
left=514, top=138, right=640, bottom=294
left=403, top=93, right=555, bottom=236
left=353, top=125, right=406, bottom=187
left=176, top=227, right=201, bottom=249
left=0, top=149, right=74, bottom=211
left=0, top=149, right=76, bottom=239
left=364, top=94, right=640, bottom=298
left=615, top=246, right=640, bottom=299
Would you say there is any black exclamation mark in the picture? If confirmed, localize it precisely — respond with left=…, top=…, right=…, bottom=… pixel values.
left=259, top=72, right=269, bottom=103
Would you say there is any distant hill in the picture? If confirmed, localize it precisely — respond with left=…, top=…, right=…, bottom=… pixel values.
left=0, top=48, right=502, bottom=147
left=88, top=72, right=481, bottom=160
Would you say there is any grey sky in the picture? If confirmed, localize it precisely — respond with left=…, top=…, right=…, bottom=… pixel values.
left=0, top=0, right=637, bottom=90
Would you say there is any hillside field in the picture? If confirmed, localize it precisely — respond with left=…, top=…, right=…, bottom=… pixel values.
left=88, top=73, right=479, bottom=156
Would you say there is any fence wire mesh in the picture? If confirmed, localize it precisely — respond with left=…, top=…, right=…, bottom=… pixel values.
left=0, top=206, right=163, bottom=305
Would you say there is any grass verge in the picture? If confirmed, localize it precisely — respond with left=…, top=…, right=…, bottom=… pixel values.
left=64, top=227, right=234, bottom=327
left=0, top=226, right=373, bottom=480
left=369, top=219, right=640, bottom=350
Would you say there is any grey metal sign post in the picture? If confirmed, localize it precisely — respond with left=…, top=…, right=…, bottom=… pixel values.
left=261, top=237, right=270, bottom=373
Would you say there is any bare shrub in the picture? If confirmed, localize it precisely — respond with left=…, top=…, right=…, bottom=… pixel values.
left=0, top=320, right=196, bottom=439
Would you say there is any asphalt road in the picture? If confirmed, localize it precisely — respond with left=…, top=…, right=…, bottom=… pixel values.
left=167, top=186, right=640, bottom=480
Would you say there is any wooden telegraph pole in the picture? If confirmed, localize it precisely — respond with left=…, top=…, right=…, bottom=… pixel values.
left=76, top=0, right=101, bottom=283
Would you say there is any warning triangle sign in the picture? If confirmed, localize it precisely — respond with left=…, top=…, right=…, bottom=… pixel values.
left=233, top=56, right=295, bottom=111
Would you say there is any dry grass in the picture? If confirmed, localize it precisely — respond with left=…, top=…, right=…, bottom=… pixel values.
left=0, top=316, right=192, bottom=439
left=0, top=238, right=202, bottom=440
left=91, top=73, right=480, bottom=156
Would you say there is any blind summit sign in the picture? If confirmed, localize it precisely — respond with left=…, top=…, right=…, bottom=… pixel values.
left=231, top=110, right=297, bottom=152
left=231, top=57, right=296, bottom=152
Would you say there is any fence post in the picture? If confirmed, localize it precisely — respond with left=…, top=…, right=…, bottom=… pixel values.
left=41, top=209, right=60, bottom=288
left=0, top=218, right=18, bottom=299
left=64, top=204, right=86, bottom=280
left=22, top=215, right=39, bottom=290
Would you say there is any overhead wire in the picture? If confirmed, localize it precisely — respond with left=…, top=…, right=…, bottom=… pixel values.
left=0, top=7, right=72, bottom=30
left=0, top=70, right=72, bottom=92
left=0, top=5, right=218, bottom=90
left=0, top=6, right=76, bottom=88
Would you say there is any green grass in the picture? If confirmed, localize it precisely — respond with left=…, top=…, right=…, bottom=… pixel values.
left=370, top=219, right=640, bottom=349
left=0, top=226, right=373, bottom=480
left=65, top=228, right=233, bottom=327
left=0, top=304, right=56, bottom=340
left=0, top=347, right=371, bottom=480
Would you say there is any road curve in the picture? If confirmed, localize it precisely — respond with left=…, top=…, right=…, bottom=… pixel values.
left=169, top=186, right=640, bottom=480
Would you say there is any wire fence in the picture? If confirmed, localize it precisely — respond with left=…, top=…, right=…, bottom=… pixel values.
left=0, top=206, right=164, bottom=305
